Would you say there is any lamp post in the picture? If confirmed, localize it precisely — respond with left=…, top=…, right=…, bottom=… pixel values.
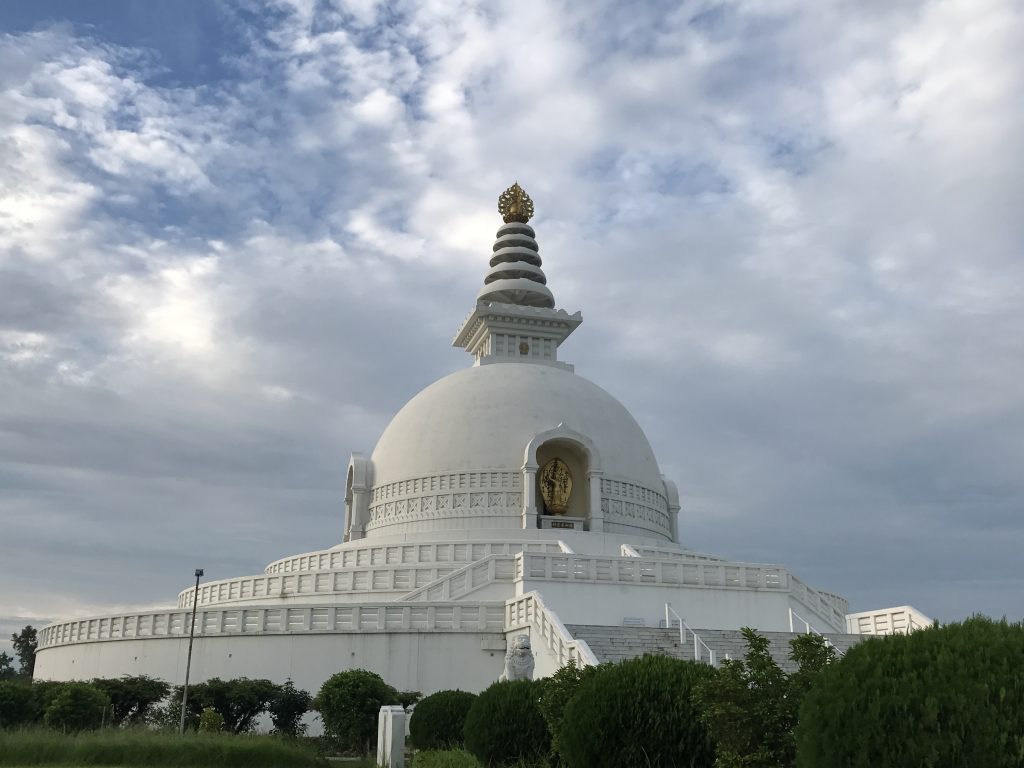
left=179, top=567, right=204, bottom=735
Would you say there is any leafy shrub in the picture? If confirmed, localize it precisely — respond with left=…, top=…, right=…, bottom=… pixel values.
left=410, top=690, right=477, bottom=750
left=411, top=749, right=483, bottom=768
left=269, top=680, right=312, bottom=737
left=199, top=707, right=225, bottom=733
left=537, top=661, right=599, bottom=766
left=559, top=655, right=716, bottom=768
left=91, top=675, right=170, bottom=726
left=694, top=628, right=835, bottom=768
left=315, top=669, right=399, bottom=755
left=43, top=682, right=111, bottom=732
left=796, top=617, right=1024, bottom=768
left=462, top=680, right=549, bottom=767
left=0, top=681, right=35, bottom=728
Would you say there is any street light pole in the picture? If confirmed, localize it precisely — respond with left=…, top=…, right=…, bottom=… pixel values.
left=179, top=567, right=204, bottom=735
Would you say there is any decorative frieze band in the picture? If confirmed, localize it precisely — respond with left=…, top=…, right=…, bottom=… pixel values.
left=368, top=471, right=524, bottom=529
left=599, top=477, right=671, bottom=533
left=370, top=471, right=522, bottom=503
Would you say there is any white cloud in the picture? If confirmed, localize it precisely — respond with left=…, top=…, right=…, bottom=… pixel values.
left=0, top=0, right=1022, bottom=633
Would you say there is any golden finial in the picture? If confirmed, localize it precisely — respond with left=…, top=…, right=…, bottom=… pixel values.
left=498, top=182, right=534, bottom=223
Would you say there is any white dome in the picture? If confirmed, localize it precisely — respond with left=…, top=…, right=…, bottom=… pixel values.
left=365, top=363, right=673, bottom=540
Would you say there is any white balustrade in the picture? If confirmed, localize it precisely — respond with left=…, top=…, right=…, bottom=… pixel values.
left=178, top=565, right=462, bottom=609
left=264, top=540, right=562, bottom=575
left=38, top=602, right=507, bottom=650
left=505, top=591, right=598, bottom=669
left=518, top=552, right=789, bottom=591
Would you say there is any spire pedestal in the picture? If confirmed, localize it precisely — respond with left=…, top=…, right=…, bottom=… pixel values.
left=453, top=182, right=581, bottom=369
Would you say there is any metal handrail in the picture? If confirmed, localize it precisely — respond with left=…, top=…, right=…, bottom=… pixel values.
left=665, top=603, right=717, bottom=667
left=789, top=607, right=844, bottom=657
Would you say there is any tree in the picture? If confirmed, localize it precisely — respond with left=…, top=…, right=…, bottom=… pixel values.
left=43, top=682, right=110, bottom=732
left=268, top=679, right=312, bottom=737
left=694, top=627, right=836, bottom=768
left=10, top=626, right=37, bottom=678
left=91, top=676, right=170, bottom=726
left=315, top=669, right=399, bottom=755
left=189, top=677, right=279, bottom=734
left=0, top=652, right=16, bottom=680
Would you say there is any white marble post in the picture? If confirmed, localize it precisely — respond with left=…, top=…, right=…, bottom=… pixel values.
left=587, top=469, right=604, bottom=533
left=521, top=463, right=538, bottom=529
left=376, top=705, right=405, bottom=768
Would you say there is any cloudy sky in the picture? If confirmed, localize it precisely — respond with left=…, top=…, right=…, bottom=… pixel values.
left=1, top=0, right=1022, bottom=655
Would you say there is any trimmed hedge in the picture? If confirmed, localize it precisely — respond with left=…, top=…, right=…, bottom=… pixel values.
left=796, top=617, right=1024, bottom=767
left=558, top=655, right=717, bottom=768
left=463, top=680, right=549, bottom=767
left=410, top=690, right=477, bottom=750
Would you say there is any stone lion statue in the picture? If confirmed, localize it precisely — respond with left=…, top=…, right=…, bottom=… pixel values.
left=499, top=634, right=535, bottom=682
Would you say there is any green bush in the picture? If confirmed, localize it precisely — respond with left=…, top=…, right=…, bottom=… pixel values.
left=199, top=707, right=225, bottom=733
left=315, top=669, right=399, bottom=755
left=537, top=662, right=599, bottom=766
left=43, top=682, right=110, bottom=733
left=410, top=690, right=477, bottom=750
left=0, top=680, right=35, bottom=728
left=0, top=727, right=326, bottom=767
left=559, top=655, right=717, bottom=768
left=411, top=749, right=483, bottom=768
left=462, top=680, right=549, bottom=767
left=796, top=617, right=1024, bottom=767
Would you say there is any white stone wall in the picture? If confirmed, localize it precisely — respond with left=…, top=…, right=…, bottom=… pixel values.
left=35, top=630, right=507, bottom=704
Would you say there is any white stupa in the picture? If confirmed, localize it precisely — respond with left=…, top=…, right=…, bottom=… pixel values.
left=35, top=184, right=928, bottom=694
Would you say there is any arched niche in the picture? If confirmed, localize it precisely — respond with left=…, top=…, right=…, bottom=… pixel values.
left=536, top=439, right=590, bottom=519
left=344, top=453, right=370, bottom=542
left=522, top=424, right=603, bottom=532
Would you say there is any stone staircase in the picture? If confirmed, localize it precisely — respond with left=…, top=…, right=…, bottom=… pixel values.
left=565, top=624, right=866, bottom=672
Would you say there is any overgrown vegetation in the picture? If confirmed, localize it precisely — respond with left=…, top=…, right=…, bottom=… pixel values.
left=796, top=617, right=1024, bottom=767
left=0, top=728, right=326, bottom=767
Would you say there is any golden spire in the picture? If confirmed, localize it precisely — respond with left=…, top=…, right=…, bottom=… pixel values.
left=498, top=182, right=534, bottom=224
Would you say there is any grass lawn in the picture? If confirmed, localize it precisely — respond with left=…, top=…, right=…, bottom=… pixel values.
left=0, top=728, right=327, bottom=767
